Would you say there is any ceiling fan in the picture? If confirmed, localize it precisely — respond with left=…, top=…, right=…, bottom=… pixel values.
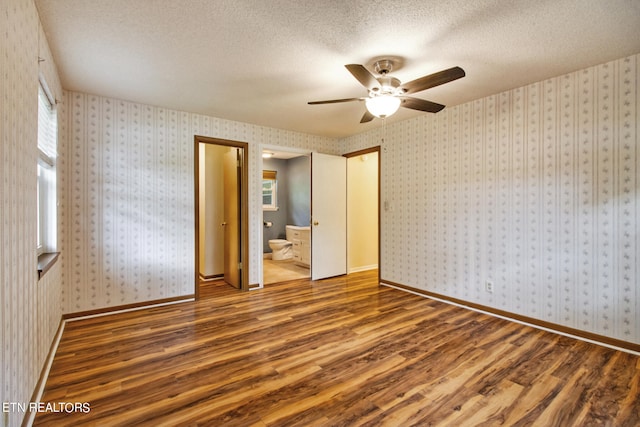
left=308, top=59, right=465, bottom=123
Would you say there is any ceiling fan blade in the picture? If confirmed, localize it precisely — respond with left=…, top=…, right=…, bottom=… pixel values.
left=345, top=64, right=381, bottom=91
left=360, top=110, right=375, bottom=123
left=400, top=96, right=446, bottom=113
left=401, top=66, right=465, bottom=95
left=308, top=97, right=364, bottom=105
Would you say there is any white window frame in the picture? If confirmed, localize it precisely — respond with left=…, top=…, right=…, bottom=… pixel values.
left=37, top=79, right=57, bottom=256
left=262, top=178, right=278, bottom=211
left=262, top=170, right=278, bottom=211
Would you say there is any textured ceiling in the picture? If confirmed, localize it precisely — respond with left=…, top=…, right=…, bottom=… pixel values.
left=35, top=0, right=640, bottom=138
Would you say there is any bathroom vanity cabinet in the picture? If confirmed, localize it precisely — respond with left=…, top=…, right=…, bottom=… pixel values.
left=286, top=225, right=310, bottom=267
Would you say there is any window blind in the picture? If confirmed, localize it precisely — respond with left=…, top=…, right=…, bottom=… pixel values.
left=37, top=84, right=57, bottom=164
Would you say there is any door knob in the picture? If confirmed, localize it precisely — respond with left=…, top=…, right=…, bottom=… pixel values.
left=313, top=221, right=319, bottom=226
left=221, top=222, right=227, bottom=226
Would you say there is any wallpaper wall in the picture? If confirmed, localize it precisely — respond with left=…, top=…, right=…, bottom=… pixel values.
left=286, top=156, right=311, bottom=228
left=345, top=53, right=639, bottom=344
left=3, top=3, right=636, bottom=425
left=63, top=92, right=339, bottom=313
left=1, top=1, right=64, bottom=426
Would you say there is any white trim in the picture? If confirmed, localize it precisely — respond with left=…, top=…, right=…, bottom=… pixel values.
left=23, top=321, right=66, bottom=427
left=37, top=149, right=55, bottom=168
left=38, top=73, right=56, bottom=107
left=381, top=282, right=640, bottom=356
left=65, top=298, right=195, bottom=322
left=348, top=264, right=378, bottom=274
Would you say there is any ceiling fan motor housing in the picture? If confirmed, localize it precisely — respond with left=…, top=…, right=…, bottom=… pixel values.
left=371, top=76, right=403, bottom=97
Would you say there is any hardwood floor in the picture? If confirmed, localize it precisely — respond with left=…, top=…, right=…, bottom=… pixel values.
left=35, top=270, right=639, bottom=426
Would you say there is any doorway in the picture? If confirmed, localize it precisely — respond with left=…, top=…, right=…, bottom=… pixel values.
left=261, top=148, right=312, bottom=285
left=345, top=146, right=380, bottom=281
left=261, top=147, right=378, bottom=285
left=194, top=135, right=249, bottom=296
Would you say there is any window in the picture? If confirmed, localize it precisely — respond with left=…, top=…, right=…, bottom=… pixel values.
left=37, top=80, right=58, bottom=277
left=262, top=170, right=278, bottom=211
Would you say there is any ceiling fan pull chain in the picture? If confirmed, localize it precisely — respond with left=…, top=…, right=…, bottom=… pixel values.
left=381, top=117, right=387, bottom=145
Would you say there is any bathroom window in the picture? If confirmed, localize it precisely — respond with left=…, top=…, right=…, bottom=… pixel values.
left=262, top=170, right=278, bottom=211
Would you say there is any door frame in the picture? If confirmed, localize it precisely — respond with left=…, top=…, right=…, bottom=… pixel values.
left=194, top=135, right=249, bottom=296
left=343, top=146, right=381, bottom=285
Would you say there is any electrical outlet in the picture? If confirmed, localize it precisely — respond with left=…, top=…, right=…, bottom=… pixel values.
left=485, top=281, right=494, bottom=293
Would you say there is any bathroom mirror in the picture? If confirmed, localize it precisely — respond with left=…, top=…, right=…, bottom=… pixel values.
left=262, top=170, right=278, bottom=211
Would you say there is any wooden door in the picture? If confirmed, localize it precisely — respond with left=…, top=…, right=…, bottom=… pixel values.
left=223, top=147, right=241, bottom=288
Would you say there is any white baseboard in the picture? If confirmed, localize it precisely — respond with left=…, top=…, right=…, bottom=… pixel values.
left=348, top=264, right=378, bottom=274
left=24, top=320, right=66, bottom=426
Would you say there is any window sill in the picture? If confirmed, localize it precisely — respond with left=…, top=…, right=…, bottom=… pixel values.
left=38, top=252, right=60, bottom=279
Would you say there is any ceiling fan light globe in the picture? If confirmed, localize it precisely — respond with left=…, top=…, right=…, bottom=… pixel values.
left=365, top=95, right=401, bottom=118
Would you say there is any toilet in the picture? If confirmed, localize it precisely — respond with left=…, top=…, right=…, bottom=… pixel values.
left=268, top=239, right=293, bottom=260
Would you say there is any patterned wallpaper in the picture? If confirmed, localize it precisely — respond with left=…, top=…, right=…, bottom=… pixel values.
left=62, top=92, right=339, bottom=313
left=2, top=3, right=636, bottom=426
left=345, top=54, right=639, bottom=344
left=1, top=1, right=64, bottom=426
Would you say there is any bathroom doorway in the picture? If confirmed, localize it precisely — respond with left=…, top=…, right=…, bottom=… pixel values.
left=260, top=147, right=378, bottom=285
left=194, top=135, right=249, bottom=295
left=262, top=148, right=312, bottom=285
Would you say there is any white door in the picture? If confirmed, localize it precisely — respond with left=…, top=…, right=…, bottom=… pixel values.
left=311, top=152, right=347, bottom=280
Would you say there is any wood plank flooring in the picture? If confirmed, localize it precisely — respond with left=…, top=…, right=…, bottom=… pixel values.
left=35, top=270, right=639, bottom=426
